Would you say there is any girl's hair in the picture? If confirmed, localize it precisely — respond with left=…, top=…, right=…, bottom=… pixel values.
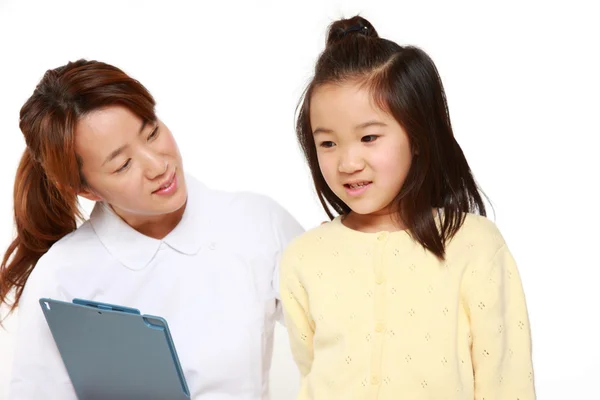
left=296, top=16, right=486, bottom=259
left=0, top=59, right=157, bottom=314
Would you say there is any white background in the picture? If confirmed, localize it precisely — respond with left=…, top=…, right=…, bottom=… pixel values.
left=0, top=0, right=598, bottom=399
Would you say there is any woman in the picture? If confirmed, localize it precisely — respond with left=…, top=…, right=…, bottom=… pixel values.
left=0, top=59, right=303, bottom=399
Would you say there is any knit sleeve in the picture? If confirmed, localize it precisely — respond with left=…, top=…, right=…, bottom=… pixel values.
left=279, top=245, right=315, bottom=379
left=463, top=243, right=536, bottom=399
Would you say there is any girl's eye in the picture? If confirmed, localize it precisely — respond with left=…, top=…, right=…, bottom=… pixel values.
left=362, top=135, right=379, bottom=143
left=319, top=141, right=335, bottom=148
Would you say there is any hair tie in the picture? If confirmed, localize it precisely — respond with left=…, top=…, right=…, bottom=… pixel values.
left=343, top=24, right=369, bottom=37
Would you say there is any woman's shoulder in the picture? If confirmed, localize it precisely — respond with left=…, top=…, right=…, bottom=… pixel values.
left=20, top=220, right=98, bottom=298
left=188, top=177, right=305, bottom=252
left=32, top=220, right=100, bottom=275
left=190, top=176, right=290, bottom=222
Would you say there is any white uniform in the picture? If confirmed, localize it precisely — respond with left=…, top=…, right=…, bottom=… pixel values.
left=8, top=175, right=304, bottom=400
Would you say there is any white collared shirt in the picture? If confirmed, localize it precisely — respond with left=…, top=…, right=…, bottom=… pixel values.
left=8, top=175, right=304, bottom=400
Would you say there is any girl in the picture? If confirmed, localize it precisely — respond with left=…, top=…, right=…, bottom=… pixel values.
left=0, top=59, right=304, bottom=399
left=280, top=16, right=535, bottom=399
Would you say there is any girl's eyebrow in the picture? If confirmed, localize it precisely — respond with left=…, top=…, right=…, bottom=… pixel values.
left=355, top=120, right=387, bottom=130
left=313, top=120, right=387, bottom=136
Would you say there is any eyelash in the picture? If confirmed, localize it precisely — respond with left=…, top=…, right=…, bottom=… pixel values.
left=147, top=126, right=159, bottom=141
left=116, top=159, right=131, bottom=173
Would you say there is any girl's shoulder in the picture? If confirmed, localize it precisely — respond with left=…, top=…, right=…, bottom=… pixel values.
left=446, top=212, right=508, bottom=260
left=281, top=217, right=343, bottom=254
left=456, top=213, right=505, bottom=243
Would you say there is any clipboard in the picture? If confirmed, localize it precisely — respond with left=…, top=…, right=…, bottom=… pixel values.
left=39, top=298, right=190, bottom=400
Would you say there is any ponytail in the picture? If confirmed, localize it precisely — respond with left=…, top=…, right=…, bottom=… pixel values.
left=1, top=59, right=157, bottom=318
left=0, top=149, right=80, bottom=316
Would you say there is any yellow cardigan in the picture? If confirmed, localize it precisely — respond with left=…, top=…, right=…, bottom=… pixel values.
left=280, top=213, right=535, bottom=399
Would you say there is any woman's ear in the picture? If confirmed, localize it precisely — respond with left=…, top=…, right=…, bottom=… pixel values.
left=78, top=187, right=103, bottom=202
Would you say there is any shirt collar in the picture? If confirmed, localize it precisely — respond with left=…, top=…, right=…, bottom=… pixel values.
left=89, top=175, right=209, bottom=271
left=162, top=176, right=208, bottom=255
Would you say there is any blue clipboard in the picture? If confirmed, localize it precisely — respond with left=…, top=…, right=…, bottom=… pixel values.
left=39, top=298, right=190, bottom=400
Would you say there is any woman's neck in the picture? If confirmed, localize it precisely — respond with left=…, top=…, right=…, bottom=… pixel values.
left=111, top=201, right=187, bottom=240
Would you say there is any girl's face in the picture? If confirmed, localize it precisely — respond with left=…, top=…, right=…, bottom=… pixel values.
left=310, top=82, right=413, bottom=221
left=75, top=105, right=187, bottom=226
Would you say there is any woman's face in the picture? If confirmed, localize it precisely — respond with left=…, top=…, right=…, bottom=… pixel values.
left=75, top=105, right=187, bottom=224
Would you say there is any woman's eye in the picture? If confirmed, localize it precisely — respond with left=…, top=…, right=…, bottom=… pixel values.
left=115, top=159, right=131, bottom=173
left=147, top=126, right=159, bottom=141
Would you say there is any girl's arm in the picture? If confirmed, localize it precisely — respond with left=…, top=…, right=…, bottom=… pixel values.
left=279, top=248, right=315, bottom=378
left=463, top=243, right=536, bottom=399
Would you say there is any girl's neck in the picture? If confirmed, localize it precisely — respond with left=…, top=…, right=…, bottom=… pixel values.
left=342, top=209, right=407, bottom=233
left=342, top=207, right=440, bottom=234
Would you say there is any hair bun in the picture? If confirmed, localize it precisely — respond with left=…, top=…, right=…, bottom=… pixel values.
left=326, top=16, right=379, bottom=47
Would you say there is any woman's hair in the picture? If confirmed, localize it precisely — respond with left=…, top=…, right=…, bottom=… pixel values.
left=296, top=16, right=486, bottom=259
left=0, top=59, right=157, bottom=314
